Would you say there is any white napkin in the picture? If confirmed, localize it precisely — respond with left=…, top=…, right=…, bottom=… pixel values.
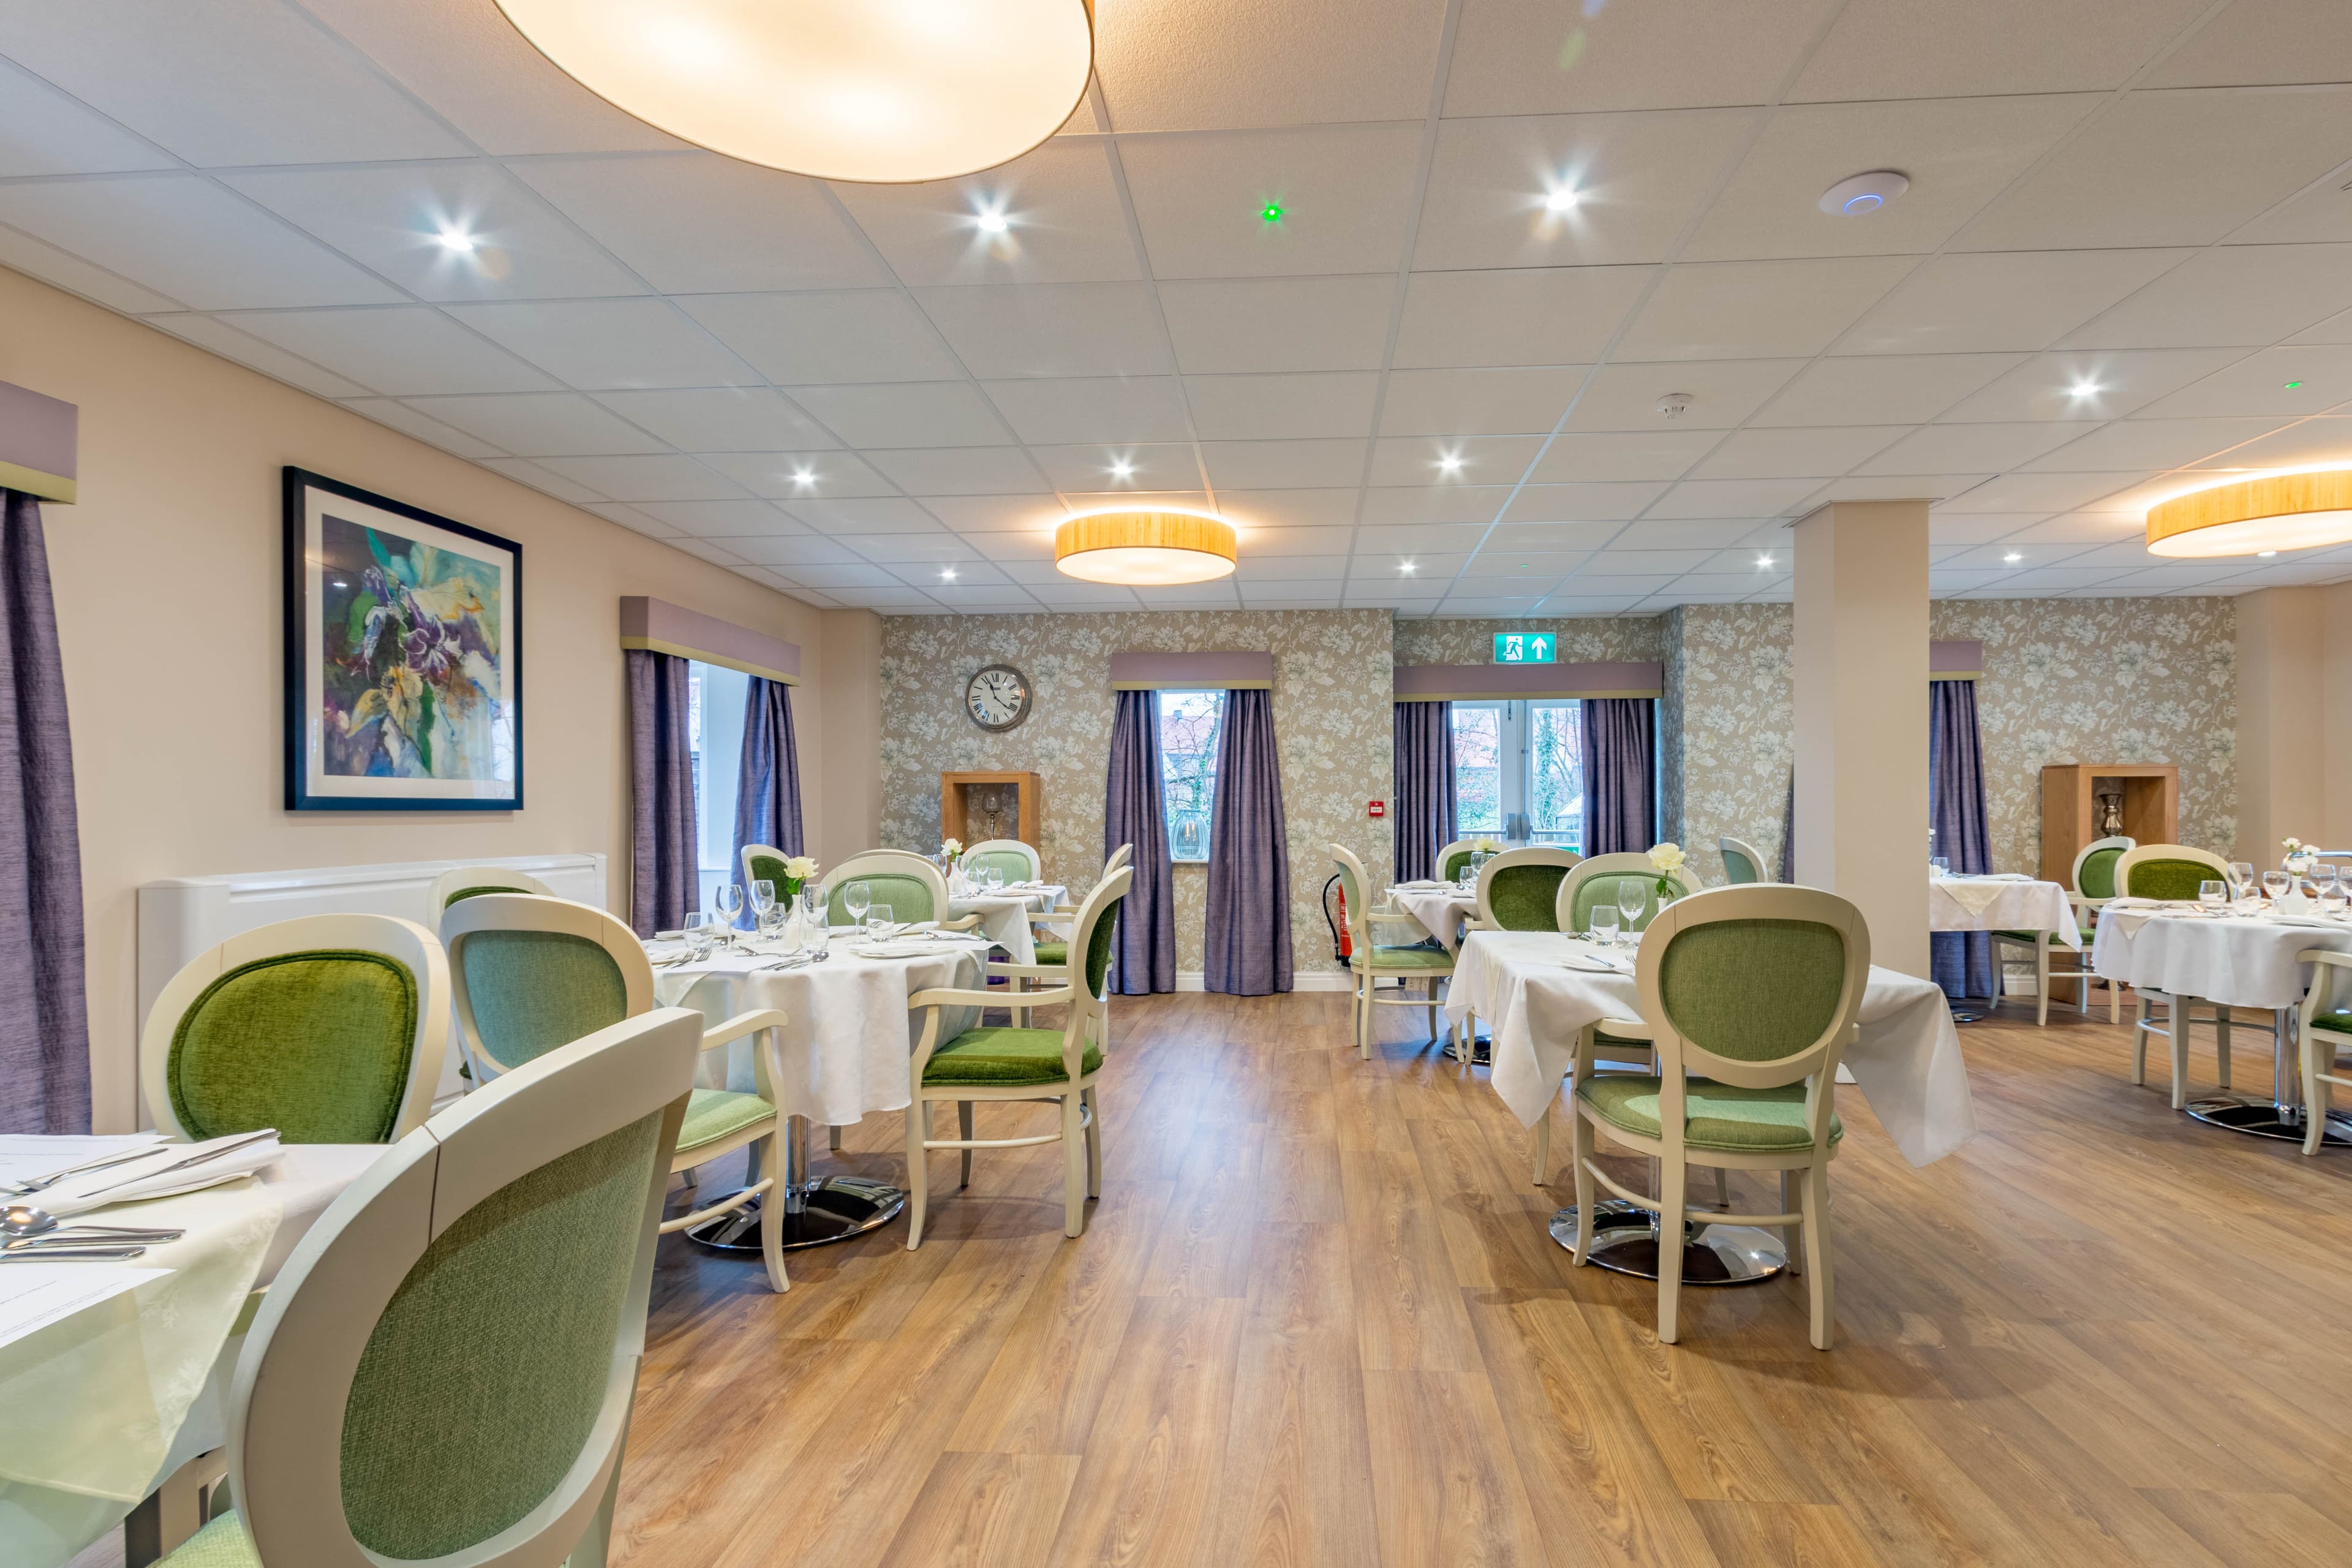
left=32, top=1132, right=284, bottom=1218
left=1935, top=878, right=2015, bottom=919
left=1393, top=880, right=1446, bottom=891
left=852, top=942, right=936, bottom=959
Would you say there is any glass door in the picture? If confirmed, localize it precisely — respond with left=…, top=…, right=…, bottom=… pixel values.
left=1449, top=699, right=1586, bottom=852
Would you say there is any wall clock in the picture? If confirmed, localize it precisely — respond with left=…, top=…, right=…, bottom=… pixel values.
left=964, top=663, right=1032, bottom=732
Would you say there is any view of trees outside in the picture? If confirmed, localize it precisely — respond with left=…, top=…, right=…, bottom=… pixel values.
left=1452, top=706, right=1502, bottom=832
left=1159, top=690, right=1224, bottom=861
left=1529, top=702, right=1584, bottom=850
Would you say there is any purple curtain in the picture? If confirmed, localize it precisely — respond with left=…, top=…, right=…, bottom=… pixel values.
left=1929, top=679, right=1994, bottom=1000
left=1205, top=688, right=1292, bottom=995
left=1391, top=701, right=1455, bottom=884
left=0, top=492, right=88, bottom=1133
left=1104, top=689, right=1175, bottom=994
left=1580, top=698, right=1655, bottom=856
left=626, top=649, right=698, bottom=938
left=731, top=676, right=802, bottom=922
left=1779, top=769, right=1796, bottom=883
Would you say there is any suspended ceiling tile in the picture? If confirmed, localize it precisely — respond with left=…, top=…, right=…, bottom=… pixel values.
left=1367, top=435, right=1545, bottom=487
left=980, top=376, right=1194, bottom=446
left=221, top=306, right=556, bottom=395
left=1789, top=0, right=2209, bottom=100
left=1183, top=372, right=1381, bottom=440
left=678, top=291, right=963, bottom=385
left=1378, top=366, right=1588, bottom=438
left=1155, top=274, right=1396, bottom=374
left=1197, top=438, right=1370, bottom=489
left=1027, top=442, right=1200, bottom=492
left=1692, top=424, right=1913, bottom=480
left=2061, top=244, right=2352, bottom=350
left=1749, top=354, right=2024, bottom=427
left=0, top=58, right=172, bottom=176
left=1835, top=248, right=2188, bottom=356
left=400, top=391, right=666, bottom=456
left=589, top=388, right=840, bottom=454
left=1392, top=265, right=1651, bottom=368
left=1094, top=0, right=1444, bottom=131
left=784, top=383, right=1014, bottom=449
left=701, top=451, right=899, bottom=501
left=1442, top=0, right=1837, bottom=116
left=1563, top=358, right=1808, bottom=432
left=446, top=298, right=762, bottom=390
left=1528, top=430, right=1721, bottom=484
left=865, top=447, right=1052, bottom=496
left=916, top=282, right=1172, bottom=379
left=146, top=313, right=372, bottom=398
left=1617, top=255, right=1917, bottom=361
left=1939, top=348, right=2250, bottom=423
left=1118, top=122, right=1424, bottom=279
left=830, top=140, right=1139, bottom=286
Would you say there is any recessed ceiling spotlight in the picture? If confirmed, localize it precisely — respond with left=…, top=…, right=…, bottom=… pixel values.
left=1109, top=458, right=1134, bottom=479
left=2068, top=379, right=2103, bottom=399
left=940, top=567, right=958, bottom=580
left=1438, top=451, right=1464, bottom=474
left=435, top=227, right=478, bottom=253
left=1755, top=554, right=1773, bottom=568
left=790, top=466, right=816, bottom=488
left=974, top=207, right=1009, bottom=234
left=1544, top=186, right=1580, bottom=213
left=1400, top=560, right=1417, bottom=574
left=2003, top=551, right=2023, bottom=564
left=1818, top=170, right=1909, bottom=217
left=2260, top=549, right=2280, bottom=558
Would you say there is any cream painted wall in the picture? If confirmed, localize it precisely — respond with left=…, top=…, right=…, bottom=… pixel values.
left=814, top=606, right=884, bottom=870
left=0, top=266, right=854, bottom=1131
left=2236, top=583, right=2352, bottom=862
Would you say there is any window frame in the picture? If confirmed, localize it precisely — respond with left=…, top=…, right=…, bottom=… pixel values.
left=1156, top=688, right=1226, bottom=864
left=1449, top=698, right=1588, bottom=854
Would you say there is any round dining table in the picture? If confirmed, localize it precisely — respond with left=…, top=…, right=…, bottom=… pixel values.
left=1929, top=873, right=2079, bottom=1021
left=2090, top=900, right=2352, bottom=1146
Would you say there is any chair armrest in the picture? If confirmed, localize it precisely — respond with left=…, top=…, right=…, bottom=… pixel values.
left=2298, top=949, right=2352, bottom=968
left=700, top=1009, right=791, bottom=1051
left=938, top=914, right=982, bottom=932
left=987, top=961, right=1069, bottom=979
left=910, top=985, right=1075, bottom=1012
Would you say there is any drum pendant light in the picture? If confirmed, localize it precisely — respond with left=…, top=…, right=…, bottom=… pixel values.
left=1055, top=512, right=1238, bottom=586
left=493, top=0, right=1096, bottom=185
left=2145, top=470, right=2352, bottom=557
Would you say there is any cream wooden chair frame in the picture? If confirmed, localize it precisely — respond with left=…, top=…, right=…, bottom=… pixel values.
left=214, top=1008, right=702, bottom=1568
left=1031, top=844, right=1133, bottom=981
left=2115, top=843, right=2238, bottom=1106
left=1467, top=845, right=1582, bottom=933
left=1434, top=838, right=1486, bottom=886
left=140, top=914, right=450, bottom=1145
left=442, top=894, right=793, bottom=1292
left=1567, top=884, right=1869, bottom=1350
left=2297, top=949, right=2352, bottom=1157
left=1717, top=836, right=1767, bottom=885
left=902, top=869, right=1133, bottom=1248
left=826, top=850, right=979, bottom=931
left=1991, top=834, right=2133, bottom=1026
left=426, top=865, right=554, bottom=914
left=1330, top=843, right=1455, bottom=1061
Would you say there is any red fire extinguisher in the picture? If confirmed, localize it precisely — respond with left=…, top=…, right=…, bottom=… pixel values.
left=1322, top=873, right=1352, bottom=961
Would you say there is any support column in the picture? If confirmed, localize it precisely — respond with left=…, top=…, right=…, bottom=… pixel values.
left=1792, top=500, right=1930, bottom=978
left=2235, top=586, right=2328, bottom=864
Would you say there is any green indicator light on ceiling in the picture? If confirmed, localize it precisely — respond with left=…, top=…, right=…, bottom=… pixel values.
left=1261, top=202, right=1284, bottom=223
left=2285, top=380, right=2305, bottom=389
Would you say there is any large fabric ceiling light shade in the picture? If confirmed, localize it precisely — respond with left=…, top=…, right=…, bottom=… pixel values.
left=1055, top=513, right=1238, bottom=585
left=2145, top=470, right=2352, bottom=557
left=492, top=0, right=1095, bottom=184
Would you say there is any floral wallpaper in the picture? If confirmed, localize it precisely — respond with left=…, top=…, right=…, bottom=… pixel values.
left=1660, top=598, right=2238, bottom=884
left=878, top=611, right=1393, bottom=977
left=1393, top=616, right=1664, bottom=666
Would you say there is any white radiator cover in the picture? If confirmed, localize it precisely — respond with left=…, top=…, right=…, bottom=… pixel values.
left=138, top=853, right=606, bottom=1107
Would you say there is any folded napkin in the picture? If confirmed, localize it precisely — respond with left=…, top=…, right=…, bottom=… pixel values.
left=1935, top=878, right=2018, bottom=919
left=34, top=1131, right=284, bottom=1219
left=852, top=941, right=937, bottom=959
left=1393, top=880, right=1446, bottom=891
left=1558, top=952, right=1631, bottom=974
left=2266, top=913, right=2350, bottom=930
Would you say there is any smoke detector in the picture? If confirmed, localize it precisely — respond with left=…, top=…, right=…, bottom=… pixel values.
left=1819, top=170, right=1909, bottom=216
left=1656, top=392, right=1694, bottom=420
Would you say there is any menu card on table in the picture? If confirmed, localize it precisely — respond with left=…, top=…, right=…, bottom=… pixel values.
left=0, top=1264, right=172, bottom=1353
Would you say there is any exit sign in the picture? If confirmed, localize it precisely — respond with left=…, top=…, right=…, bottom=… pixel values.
left=1493, top=632, right=1556, bottom=663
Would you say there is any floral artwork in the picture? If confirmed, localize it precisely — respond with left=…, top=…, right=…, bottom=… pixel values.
left=285, top=469, right=521, bottom=811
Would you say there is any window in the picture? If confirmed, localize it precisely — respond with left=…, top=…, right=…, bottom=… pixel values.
left=1449, top=700, right=1586, bottom=853
left=1158, top=689, right=1226, bottom=862
left=686, top=660, right=751, bottom=911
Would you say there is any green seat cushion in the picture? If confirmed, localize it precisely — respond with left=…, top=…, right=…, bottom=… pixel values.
left=168, top=951, right=419, bottom=1144
left=459, top=930, right=628, bottom=1072
left=159, top=1511, right=257, bottom=1567
left=923, top=1025, right=1099, bottom=1086
left=1577, top=1076, right=1843, bottom=1153
left=1351, top=944, right=1453, bottom=972
left=1487, top=863, right=1570, bottom=931
left=2125, top=858, right=2225, bottom=901
left=2312, top=1012, right=2352, bottom=1035
left=676, top=1088, right=772, bottom=1154
left=1033, top=940, right=1069, bottom=965
left=829, top=872, right=937, bottom=925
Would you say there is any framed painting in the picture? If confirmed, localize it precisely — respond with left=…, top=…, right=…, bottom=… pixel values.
left=283, top=467, right=522, bottom=811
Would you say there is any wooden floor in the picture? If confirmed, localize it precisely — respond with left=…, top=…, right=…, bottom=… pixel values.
left=614, top=987, right=2352, bottom=1568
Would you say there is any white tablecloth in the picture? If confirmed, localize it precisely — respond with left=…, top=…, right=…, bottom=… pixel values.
left=2091, top=908, right=2352, bottom=1010
left=1386, top=886, right=1477, bottom=953
left=1931, top=876, right=2081, bottom=946
left=1446, top=931, right=1975, bottom=1167
left=655, top=941, right=987, bottom=1126
left=0, top=1144, right=381, bottom=1568
left=947, top=888, right=1063, bottom=965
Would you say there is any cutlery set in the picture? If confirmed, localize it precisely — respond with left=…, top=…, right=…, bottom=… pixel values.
left=0, top=1128, right=277, bottom=1260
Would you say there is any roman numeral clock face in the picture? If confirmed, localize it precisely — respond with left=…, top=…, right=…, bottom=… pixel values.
left=964, top=663, right=1032, bottom=732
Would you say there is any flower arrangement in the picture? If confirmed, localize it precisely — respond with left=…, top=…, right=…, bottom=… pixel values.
left=941, top=837, right=964, bottom=863
left=1471, top=837, right=1503, bottom=854
left=2283, top=837, right=2316, bottom=875
left=1648, top=841, right=1687, bottom=899
left=779, top=855, right=820, bottom=896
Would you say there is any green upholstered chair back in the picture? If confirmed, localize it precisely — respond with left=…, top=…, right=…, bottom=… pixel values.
left=965, top=848, right=1034, bottom=884
left=141, top=914, right=450, bottom=1147
left=428, top=865, right=554, bottom=914
left=829, top=872, right=938, bottom=924
left=1561, top=854, right=1690, bottom=934
left=459, top=930, right=630, bottom=1071
left=743, top=845, right=791, bottom=893
left=168, top=952, right=420, bottom=1144
left=1719, top=836, right=1765, bottom=886
left=2117, top=844, right=2231, bottom=902
left=2073, top=836, right=2134, bottom=900
left=1083, top=894, right=1126, bottom=1001
left=228, top=1009, right=701, bottom=1567
left=1435, top=840, right=1482, bottom=884
left=1474, top=847, right=1579, bottom=932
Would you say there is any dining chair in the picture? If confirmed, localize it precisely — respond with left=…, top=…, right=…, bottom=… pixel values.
left=154, top=1007, right=702, bottom=1568
left=1436, top=838, right=1483, bottom=886
left=826, top=850, right=974, bottom=929
left=1991, top=834, right=2133, bottom=1025
left=1566, top=884, right=1870, bottom=1349
left=441, top=894, right=792, bottom=1292
left=1468, top=845, right=1581, bottom=933
left=425, top=864, right=554, bottom=914
left=963, top=838, right=1042, bottom=884
left=1329, top=843, right=1455, bottom=1060
left=902, top=868, right=1131, bottom=1247
left=1556, top=852, right=1689, bottom=937
left=1033, top=843, right=1131, bottom=975
left=1717, top=836, right=1767, bottom=886
left=738, top=841, right=801, bottom=899
left=140, top=914, right=448, bottom=1146
left=2296, top=948, right=2352, bottom=1156
left=2114, top=843, right=2238, bottom=1107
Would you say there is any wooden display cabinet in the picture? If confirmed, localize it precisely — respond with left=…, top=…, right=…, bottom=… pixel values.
left=2040, top=764, right=2178, bottom=886
left=941, top=771, right=1041, bottom=848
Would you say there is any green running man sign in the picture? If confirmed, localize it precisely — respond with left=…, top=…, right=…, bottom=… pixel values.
left=1491, top=631, right=1556, bottom=663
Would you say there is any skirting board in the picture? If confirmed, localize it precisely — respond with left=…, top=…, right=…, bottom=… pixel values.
left=1174, top=970, right=1353, bottom=992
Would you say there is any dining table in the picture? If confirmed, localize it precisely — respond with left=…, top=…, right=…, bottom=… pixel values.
left=652, top=929, right=990, bottom=1249
left=2090, top=899, right=2352, bottom=1146
left=1445, top=929, right=1973, bottom=1284
left=1385, top=882, right=1477, bottom=953
left=0, top=1142, right=382, bottom=1568
left=1930, top=873, right=2080, bottom=1022
left=945, top=882, right=1066, bottom=965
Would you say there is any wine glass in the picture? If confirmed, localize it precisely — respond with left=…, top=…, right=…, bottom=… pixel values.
left=1589, top=904, right=1621, bottom=947
left=1930, top=857, right=1950, bottom=879
left=715, top=883, right=745, bottom=942
left=750, top=878, right=776, bottom=935
left=682, top=911, right=715, bottom=963
left=843, top=881, right=872, bottom=928
left=985, top=866, right=1005, bottom=895
left=799, top=887, right=829, bottom=952
left=2322, top=883, right=2349, bottom=920
left=2309, top=865, right=2338, bottom=900
left=1616, top=878, right=1648, bottom=937
left=2199, top=880, right=2228, bottom=915
left=869, top=902, right=895, bottom=940
left=2230, top=861, right=2255, bottom=894
left=2263, top=870, right=2290, bottom=903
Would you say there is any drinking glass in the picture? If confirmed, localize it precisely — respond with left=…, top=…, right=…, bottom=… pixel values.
left=2322, top=886, right=2348, bottom=919
left=2310, top=865, right=2339, bottom=899
left=1931, top=857, right=1950, bottom=878
left=868, top=902, right=895, bottom=940
left=800, top=888, right=830, bottom=953
left=682, top=911, right=715, bottom=962
left=843, top=881, right=872, bottom=927
left=750, top=879, right=777, bottom=932
left=2199, top=880, right=2227, bottom=914
left=2263, top=870, right=2290, bottom=902
left=985, top=866, right=1005, bottom=895
left=1616, top=879, right=1647, bottom=937
left=715, top=883, right=745, bottom=942
left=1589, top=905, right=1621, bottom=946
left=2230, top=861, right=2256, bottom=894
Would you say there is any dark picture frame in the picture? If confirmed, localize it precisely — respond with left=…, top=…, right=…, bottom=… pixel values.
left=282, top=467, right=524, bottom=811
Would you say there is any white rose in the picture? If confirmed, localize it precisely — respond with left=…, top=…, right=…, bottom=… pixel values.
left=941, top=838, right=963, bottom=856
left=785, top=856, right=820, bottom=881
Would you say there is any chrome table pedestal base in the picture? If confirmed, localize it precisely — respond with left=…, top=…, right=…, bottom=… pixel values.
left=1444, top=1032, right=1491, bottom=1068
left=1547, top=1200, right=1788, bottom=1284
left=682, top=1112, right=905, bottom=1254
left=2183, top=1097, right=2352, bottom=1148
